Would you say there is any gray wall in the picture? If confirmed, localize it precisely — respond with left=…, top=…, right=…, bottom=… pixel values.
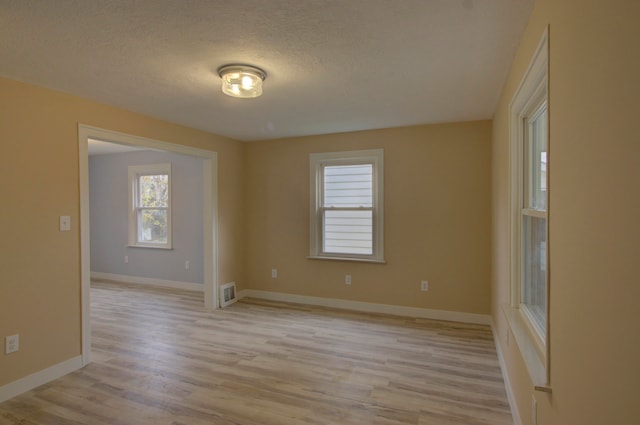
left=89, top=150, right=204, bottom=283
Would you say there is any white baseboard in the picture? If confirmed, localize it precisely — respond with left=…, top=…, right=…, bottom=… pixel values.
left=491, top=320, right=522, bottom=425
left=238, top=289, right=490, bottom=325
left=0, top=355, right=83, bottom=403
left=91, top=272, right=204, bottom=292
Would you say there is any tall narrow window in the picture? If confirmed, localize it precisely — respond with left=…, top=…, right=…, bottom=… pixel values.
left=310, top=149, right=384, bottom=262
left=508, top=28, right=549, bottom=387
left=128, top=163, right=172, bottom=249
left=521, top=101, right=548, bottom=337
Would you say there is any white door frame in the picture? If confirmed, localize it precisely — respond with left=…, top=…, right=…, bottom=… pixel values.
left=78, top=124, right=219, bottom=366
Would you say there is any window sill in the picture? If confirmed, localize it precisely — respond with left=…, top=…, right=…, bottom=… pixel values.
left=502, top=303, right=548, bottom=388
left=307, top=255, right=386, bottom=264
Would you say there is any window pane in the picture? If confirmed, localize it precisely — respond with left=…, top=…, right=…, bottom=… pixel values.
left=139, top=208, right=167, bottom=243
left=323, top=210, right=372, bottom=255
left=522, top=215, right=547, bottom=335
left=528, top=106, right=547, bottom=210
left=139, top=174, right=169, bottom=208
left=323, top=165, right=373, bottom=207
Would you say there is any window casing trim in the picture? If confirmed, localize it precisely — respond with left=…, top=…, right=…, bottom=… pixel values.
left=506, top=27, right=550, bottom=388
left=309, top=149, right=384, bottom=263
left=128, top=163, right=172, bottom=249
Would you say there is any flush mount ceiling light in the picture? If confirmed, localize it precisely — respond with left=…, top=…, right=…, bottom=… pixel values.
left=217, top=65, right=267, bottom=98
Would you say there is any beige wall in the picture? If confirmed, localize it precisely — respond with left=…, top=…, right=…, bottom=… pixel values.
left=7, top=1, right=639, bottom=420
left=492, top=1, right=640, bottom=424
left=1, top=79, right=493, bottom=389
left=0, top=77, right=245, bottom=386
left=244, top=121, right=492, bottom=314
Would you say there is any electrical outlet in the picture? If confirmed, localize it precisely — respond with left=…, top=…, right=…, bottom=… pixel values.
left=185, top=260, right=190, bottom=270
left=124, top=255, right=129, bottom=264
left=5, top=334, right=19, bottom=354
left=345, top=274, right=352, bottom=285
left=271, top=269, right=277, bottom=278
left=421, top=280, right=429, bottom=291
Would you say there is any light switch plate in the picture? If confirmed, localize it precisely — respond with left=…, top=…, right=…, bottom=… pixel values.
left=59, top=216, right=71, bottom=231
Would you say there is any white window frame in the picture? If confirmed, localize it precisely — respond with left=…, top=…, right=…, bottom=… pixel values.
left=506, top=28, right=550, bottom=389
left=128, top=163, right=172, bottom=249
left=520, top=100, right=548, bottom=338
left=309, top=149, right=384, bottom=263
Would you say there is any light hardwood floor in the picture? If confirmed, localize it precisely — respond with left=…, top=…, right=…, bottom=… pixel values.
left=0, top=281, right=512, bottom=425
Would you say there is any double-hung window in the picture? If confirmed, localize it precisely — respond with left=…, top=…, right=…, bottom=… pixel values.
left=309, top=149, right=384, bottom=262
left=128, top=163, right=172, bottom=249
left=521, top=100, right=548, bottom=337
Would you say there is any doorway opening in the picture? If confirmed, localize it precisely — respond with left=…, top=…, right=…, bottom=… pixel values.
left=78, top=124, right=218, bottom=366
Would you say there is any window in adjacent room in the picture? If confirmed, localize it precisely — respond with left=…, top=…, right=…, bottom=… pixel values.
left=128, top=163, right=172, bottom=249
left=309, top=149, right=384, bottom=263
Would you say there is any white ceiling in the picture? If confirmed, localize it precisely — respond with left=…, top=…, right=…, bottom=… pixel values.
left=1, top=0, right=534, bottom=142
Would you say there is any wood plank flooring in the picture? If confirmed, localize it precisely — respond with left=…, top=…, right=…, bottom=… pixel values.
left=0, top=281, right=512, bottom=425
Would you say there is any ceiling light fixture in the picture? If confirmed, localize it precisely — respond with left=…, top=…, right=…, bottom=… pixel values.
left=217, top=65, right=267, bottom=98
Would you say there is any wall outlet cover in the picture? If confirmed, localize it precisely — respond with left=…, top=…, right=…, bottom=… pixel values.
left=5, top=334, right=19, bottom=354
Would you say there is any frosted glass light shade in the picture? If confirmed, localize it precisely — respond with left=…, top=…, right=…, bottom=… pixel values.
left=218, top=65, right=266, bottom=98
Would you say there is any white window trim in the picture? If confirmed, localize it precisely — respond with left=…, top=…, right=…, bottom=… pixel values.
left=506, top=27, right=550, bottom=389
left=309, top=149, right=385, bottom=263
left=520, top=96, right=548, bottom=342
left=128, top=163, right=172, bottom=249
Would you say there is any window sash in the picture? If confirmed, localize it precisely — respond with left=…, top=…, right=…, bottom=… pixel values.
left=136, top=173, right=169, bottom=208
left=524, top=102, right=548, bottom=211
left=128, top=163, right=172, bottom=249
left=320, top=162, right=374, bottom=257
left=136, top=206, right=169, bottom=244
left=520, top=100, right=548, bottom=341
left=520, top=214, right=547, bottom=339
left=322, top=164, right=373, bottom=208
left=320, top=206, right=374, bottom=256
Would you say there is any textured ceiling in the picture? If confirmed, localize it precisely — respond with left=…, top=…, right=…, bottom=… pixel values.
left=1, top=0, right=534, bottom=141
